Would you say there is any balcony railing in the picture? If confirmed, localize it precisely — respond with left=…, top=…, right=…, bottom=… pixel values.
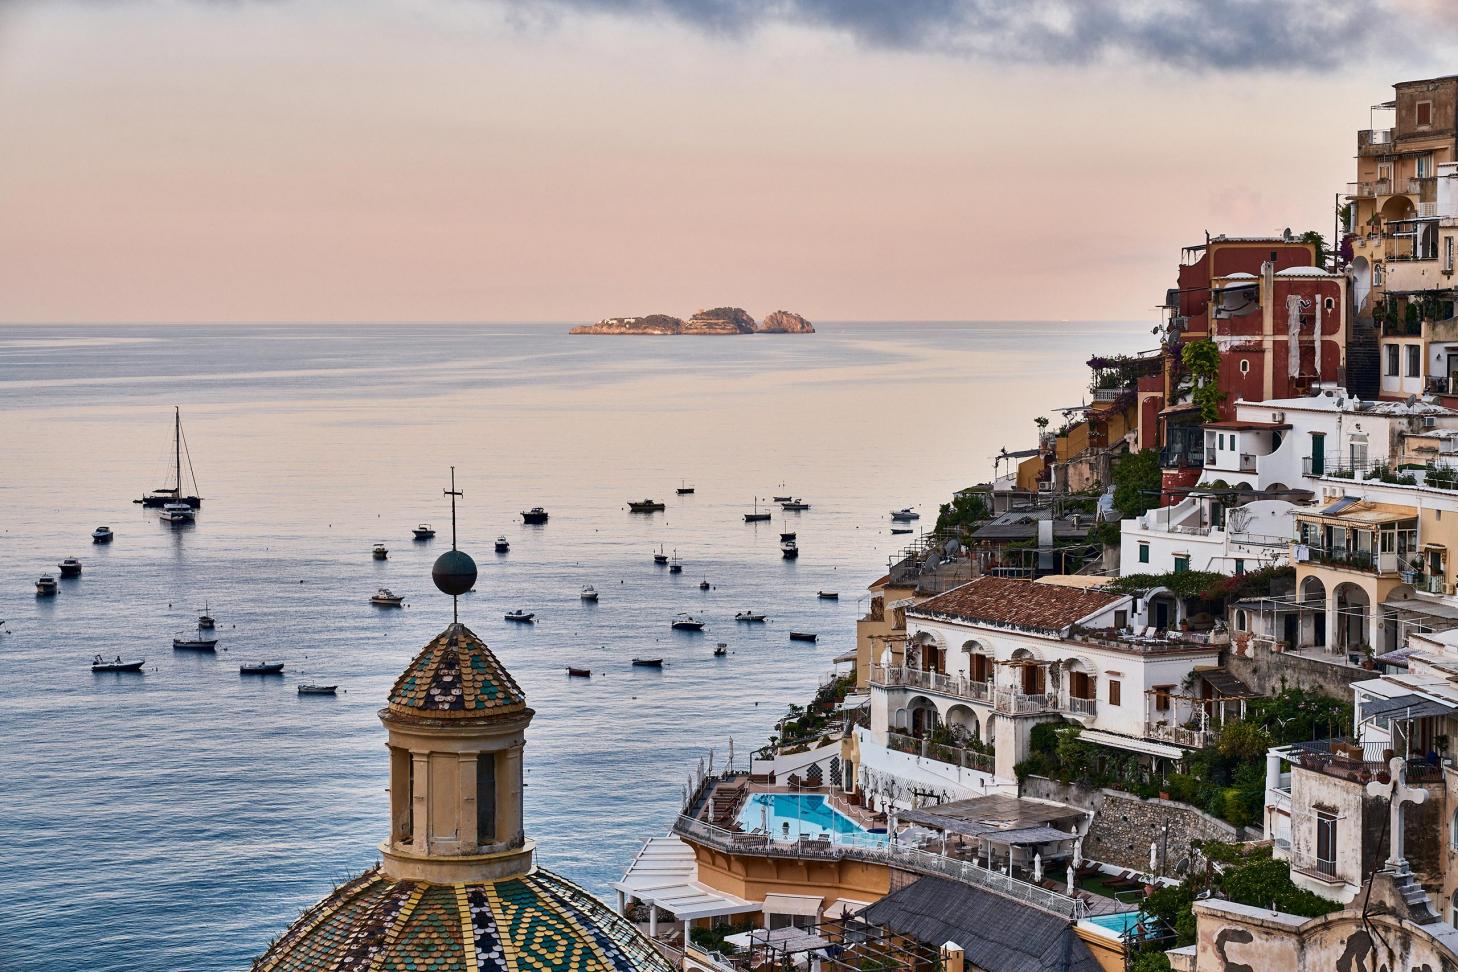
left=1290, top=851, right=1340, bottom=880
left=1145, top=721, right=1216, bottom=749
left=671, top=813, right=1086, bottom=919
left=869, top=665, right=992, bottom=704
left=1358, top=128, right=1395, bottom=154
left=994, top=688, right=1057, bottom=715
left=1347, top=179, right=1392, bottom=197
left=1065, top=696, right=1097, bottom=717
left=886, top=731, right=995, bottom=773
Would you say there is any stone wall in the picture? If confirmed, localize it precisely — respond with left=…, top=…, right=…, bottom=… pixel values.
left=1224, top=641, right=1370, bottom=702
left=1023, top=776, right=1259, bottom=874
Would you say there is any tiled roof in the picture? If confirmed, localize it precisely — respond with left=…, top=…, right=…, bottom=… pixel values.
left=387, top=623, right=526, bottom=719
left=907, top=576, right=1123, bottom=633
left=253, top=866, right=675, bottom=972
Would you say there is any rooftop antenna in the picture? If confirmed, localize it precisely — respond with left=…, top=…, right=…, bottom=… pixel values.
left=432, top=465, right=477, bottom=624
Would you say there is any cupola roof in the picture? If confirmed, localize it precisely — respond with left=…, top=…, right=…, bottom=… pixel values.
left=386, top=622, right=525, bottom=720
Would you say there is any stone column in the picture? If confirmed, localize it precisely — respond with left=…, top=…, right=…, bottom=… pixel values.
left=411, top=752, right=430, bottom=850
left=496, top=743, right=524, bottom=848
left=1325, top=589, right=1339, bottom=653
left=459, top=753, right=478, bottom=850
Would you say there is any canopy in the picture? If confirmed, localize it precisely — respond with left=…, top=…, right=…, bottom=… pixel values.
left=761, top=893, right=823, bottom=918
left=979, top=825, right=1076, bottom=846
left=612, top=835, right=760, bottom=920
left=823, top=898, right=872, bottom=921
left=1078, top=729, right=1185, bottom=760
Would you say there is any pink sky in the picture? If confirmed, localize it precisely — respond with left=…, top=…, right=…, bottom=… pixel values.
left=0, top=0, right=1454, bottom=323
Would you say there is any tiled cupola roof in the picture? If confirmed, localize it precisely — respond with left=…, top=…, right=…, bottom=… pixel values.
left=252, top=866, right=675, bottom=972
left=386, top=623, right=526, bottom=719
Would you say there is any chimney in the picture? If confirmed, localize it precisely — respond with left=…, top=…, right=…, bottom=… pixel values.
left=941, top=943, right=965, bottom=972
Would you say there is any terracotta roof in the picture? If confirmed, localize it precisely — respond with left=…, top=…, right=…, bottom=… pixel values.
left=907, top=576, right=1124, bottom=634
left=253, top=866, right=675, bottom=972
left=387, top=622, right=525, bottom=719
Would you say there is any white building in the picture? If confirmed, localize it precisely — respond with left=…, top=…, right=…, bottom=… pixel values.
left=1121, top=495, right=1295, bottom=576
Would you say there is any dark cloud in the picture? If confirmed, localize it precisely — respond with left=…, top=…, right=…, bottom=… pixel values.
left=519, top=0, right=1435, bottom=72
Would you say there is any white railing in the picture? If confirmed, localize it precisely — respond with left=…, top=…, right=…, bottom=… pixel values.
left=672, top=814, right=1086, bottom=919
left=1065, top=696, right=1097, bottom=717
left=994, top=689, right=1057, bottom=715
left=1145, top=722, right=1216, bottom=749
left=869, top=665, right=993, bottom=704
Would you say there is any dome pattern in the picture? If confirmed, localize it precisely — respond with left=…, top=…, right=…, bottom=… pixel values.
left=254, top=866, right=675, bottom=972
left=387, top=623, right=526, bottom=719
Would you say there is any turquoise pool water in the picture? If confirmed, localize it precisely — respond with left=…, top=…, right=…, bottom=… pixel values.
left=1082, top=911, right=1151, bottom=939
left=737, top=793, right=882, bottom=841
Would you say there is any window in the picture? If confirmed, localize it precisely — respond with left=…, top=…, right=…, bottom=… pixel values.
left=476, top=753, right=497, bottom=843
left=1417, top=153, right=1434, bottom=178
left=1153, top=686, right=1173, bottom=712
left=1315, top=808, right=1338, bottom=877
left=1409, top=344, right=1422, bottom=378
left=1375, top=262, right=1385, bottom=286
left=1138, top=542, right=1150, bottom=564
left=1108, top=680, right=1122, bottom=706
left=1218, top=433, right=1225, bottom=450
left=1387, top=344, right=1400, bottom=376
left=1324, top=297, right=1335, bottom=311
left=1450, top=808, right=1458, bottom=851
left=1239, top=359, right=1250, bottom=375
left=1446, top=237, right=1455, bottom=275
left=1234, top=559, right=1246, bottom=575
left=1114, top=609, right=1128, bottom=629
left=1173, top=555, right=1190, bottom=574
left=1417, top=100, right=1433, bottom=128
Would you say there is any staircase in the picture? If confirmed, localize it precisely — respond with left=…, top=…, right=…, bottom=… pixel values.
left=1391, top=867, right=1440, bottom=923
left=1346, top=321, right=1381, bottom=400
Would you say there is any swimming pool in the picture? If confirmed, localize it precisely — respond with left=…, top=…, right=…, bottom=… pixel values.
left=1081, top=911, right=1153, bottom=940
left=736, top=793, right=884, bottom=842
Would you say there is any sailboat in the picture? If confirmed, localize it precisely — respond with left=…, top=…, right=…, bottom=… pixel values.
left=743, top=497, right=771, bottom=523
left=136, top=406, right=203, bottom=509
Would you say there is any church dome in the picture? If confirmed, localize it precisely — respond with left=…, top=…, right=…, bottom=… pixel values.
left=253, top=865, right=674, bottom=972
left=386, top=622, right=526, bottom=720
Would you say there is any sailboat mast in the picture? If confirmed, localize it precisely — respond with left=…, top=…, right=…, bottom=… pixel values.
left=174, top=406, right=181, bottom=496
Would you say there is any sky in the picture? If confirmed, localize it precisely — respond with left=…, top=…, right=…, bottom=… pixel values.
left=0, top=0, right=1456, bottom=324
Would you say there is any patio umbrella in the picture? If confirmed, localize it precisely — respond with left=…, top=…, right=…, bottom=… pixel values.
left=1066, top=864, right=1074, bottom=897
left=1149, top=840, right=1158, bottom=876
left=1072, top=834, right=1083, bottom=871
left=1033, top=853, right=1043, bottom=884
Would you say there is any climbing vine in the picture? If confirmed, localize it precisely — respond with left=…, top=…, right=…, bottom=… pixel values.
left=1181, top=339, right=1225, bottom=422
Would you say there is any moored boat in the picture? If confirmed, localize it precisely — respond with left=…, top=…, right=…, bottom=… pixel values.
left=412, top=523, right=436, bottom=540
left=504, top=610, right=535, bottom=623
left=699, top=578, right=710, bottom=590
left=161, top=503, right=195, bottom=524
left=772, top=495, right=792, bottom=503
left=779, top=530, right=797, bottom=543
left=789, top=631, right=818, bottom=643
left=370, top=588, right=404, bottom=607
left=676, top=480, right=695, bottom=495
left=298, top=684, right=338, bottom=695
left=372, top=543, right=389, bottom=560
left=817, top=591, right=839, bottom=600
left=580, top=585, right=599, bottom=601
left=735, top=611, right=766, bottom=622
left=92, top=654, right=144, bottom=673
left=58, top=558, right=82, bottom=578
left=653, top=544, right=669, bottom=564
left=671, top=612, right=705, bottom=631
left=495, top=536, right=510, bottom=553
left=743, top=497, right=771, bottom=522
left=781, top=499, right=811, bottom=511
left=35, top=574, right=58, bottom=596
left=780, top=540, right=800, bottom=559
left=173, top=632, right=219, bottom=651
left=891, top=527, right=914, bottom=535
left=714, top=643, right=727, bottom=657
left=521, top=507, right=549, bottom=524
left=197, top=603, right=216, bottom=630
left=136, top=407, right=203, bottom=509
left=92, top=526, right=114, bottom=544
left=631, top=657, right=664, bottom=668
left=890, top=507, right=920, bottom=521
left=566, top=667, right=591, bottom=678
left=241, top=661, right=285, bottom=675
left=628, top=499, right=666, bottom=513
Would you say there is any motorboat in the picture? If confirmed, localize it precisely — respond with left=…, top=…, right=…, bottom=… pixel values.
left=495, top=536, right=510, bottom=553
left=197, top=603, right=216, bottom=630
left=772, top=495, right=792, bottom=503
left=631, top=657, right=664, bottom=668
left=136, top=406, right=203, bottom=509
left=789, top=631, right=818, bottom=643
left=779, top=530, right=797, bottom=543
left=241, top=661, right=285, bottom=675
left=676, top=480, right=695, bottom=495
left=413, top=523, right=436, bottom=540
left=743, top=497, right=771, bottom=523
left=780, top=540, right=800, bottom=559
left=817, top=591, right=839, bottom=600
left=566, top=667, right=592, bottom=677
left=35, top=575, right=57, bottom=596
left=671, top=613, right=705, bottom=631
left=580, top=585, right=599, bottom=602
left=891, top=527, right=914, bottom=535
left=92, top=526, right=114, bottom=544
left=628, top=499, right=666, bottom=513
left=891, top=508, right=920, bottom=521
left=298, top=684, right=338, bottom=695
left=504, top=610, right=535, bottom=623
left=58, top=558, right=82, bottom=578
left=735, top=611, right=767, bottom=622
left=92, top=654, right=144, bottom=673
left=714, top=643, right=728, bottom=657
left=173, top=632, right=219, bottom=651
left=370, top=588, right=405, bottom=607
left=781, top=499, right=811, bottom=511
left=521, top=507, right=549, bottom=524
left=653, top=544, right=669, bottom=565
left=161, top=503, right=195, bottom=524
left=699, top=578, right=711, bottom=590
left=372, top=543, right=389, bottom=560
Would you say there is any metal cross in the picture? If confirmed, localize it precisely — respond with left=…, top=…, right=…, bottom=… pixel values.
left=1366, top=756, right=1428, bottom=871
left=444, top=466, right=463, bottom=551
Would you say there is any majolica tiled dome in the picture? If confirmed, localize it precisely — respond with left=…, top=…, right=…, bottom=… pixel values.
left=254, top=866, right=674, bottom=972
left=387, top=623, right=526, bottom=719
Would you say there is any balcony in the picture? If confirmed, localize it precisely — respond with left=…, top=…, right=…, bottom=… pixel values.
left=1288, top=737, right=1446, bottom=785
left=1064, top=696, right=1097, bottom=718
left=1299, top=545, right=1406, bottom=575
left=868, top=665, right=992, bottom=704
left=1358, top=128, right=1396, bottom=155
left=1145, top=721, right=1216, bottom=749
left=1347, top=179, right=1392, bottom=197
left=994, top=688, right=1057, bottom=715
left=886, top=730, right=995, bottom=773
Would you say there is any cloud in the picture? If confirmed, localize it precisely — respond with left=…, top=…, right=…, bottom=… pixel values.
left=513, top=0, right=1448, bottom=72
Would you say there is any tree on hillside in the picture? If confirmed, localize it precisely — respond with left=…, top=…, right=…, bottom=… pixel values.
left=1112, top=449, right=1161, bottom=519
left=935, top=491, right=990, bottom=535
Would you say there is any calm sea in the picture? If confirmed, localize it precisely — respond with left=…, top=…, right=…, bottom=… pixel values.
left=0, top=321, right=1142, bottom=970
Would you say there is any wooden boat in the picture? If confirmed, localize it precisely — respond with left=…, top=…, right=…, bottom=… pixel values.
left=136, top=407, right=203, bottom=509
left=781, top=499, right=811, bottom=511
left=676, top=480, right=695, bottom=495
left=653, top=543, right=668, bottom=565
left=668, top=556, right=683, bottom=574
left=789, top=631, right=818, bottom=643
left=743, top=497, right=771, bottom=523
left=370, top=588, right=404, bottom=607
left=699, top=578, right=711, bottom=590
left=628, top=499, right=666, bottom=513
left=521, top=507, right=549, bottom=524
left=671, top=613, right=705, bottom=631
left=197, top=603, right=216, bottom=630
left=173, top=632, right=219, bottom=651
left=714, top=643, right=728, bottom=657
left=241, top=661, right=285, bottom=675
left=92, top=526, right=114, bottom=544
left=504, top=610, right=535, bottom=623
left=817, top=591, right=839, bottom=600
left=58, top=558, right=82, bottom=578
left=495, top=536, right=510, bottom=553
left=298, top=684, right=338, bottom=695
left=92, top=654, right=144, bottom=673
left=780, top=540, right=800, bottom=559
left=566, top=667, right=592, bottom=677
left=890, top=507, right=920, bottom=521
left=413, top=523, right=436, bottom=540
left=580, top=585, right=599, bottom=602
left=735, top=611, right=767, bottom=622
left=631, top=657, right=664, bottom=668
left=35, top=574, right=58, bottom=596
left=372, top=543, right=389, bottom=560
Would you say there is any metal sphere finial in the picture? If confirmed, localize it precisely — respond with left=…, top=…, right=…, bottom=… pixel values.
left=433, top=549, right=477, bottom=597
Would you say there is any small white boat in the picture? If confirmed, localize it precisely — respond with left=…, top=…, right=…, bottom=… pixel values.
left=58, top=557, right=82, bottom=578
left=714, top=643, right=728, bottom=657
left=505, top=610, right=535, bottom=623
left=495, top=536, right=510, bottom=553
left=92, top=526, right=114, bottom=544
left=890, top=508, right=920, bottom=521
left=161, top=503, right=195, bottom=524
left=92, top=654, right=144, bottom=672
left=370, top=588, right=404, bottom=607
left=372, top=543, right=389, bottom=560
left=580, top=585, right=599, bottom=602
left=173, top=631, right=219, bottom=651
left=240, top=661, right=285, bottom=675
left=781, top=540, right=800, bottom=559
left=735, top=611, right=767, bottom=622
left=298, top=684, right=338, bottom=696
left=412, top=523, right=436, bottom=540
left=671, top=613, right=705, bottom=631
left=781, top=499, right=811, bottom=511
left=817, top=591, right=839, bottom=600
left=35, top=574, right=57, bottom=596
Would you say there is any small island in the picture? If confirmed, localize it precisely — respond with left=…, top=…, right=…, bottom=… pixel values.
left=570, top=307, right=814, bottom=335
